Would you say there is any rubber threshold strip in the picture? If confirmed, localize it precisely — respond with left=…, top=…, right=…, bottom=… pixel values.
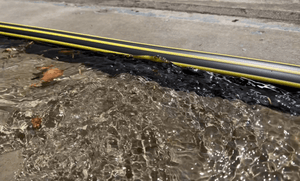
left=1, top=21, right=300, bottom=88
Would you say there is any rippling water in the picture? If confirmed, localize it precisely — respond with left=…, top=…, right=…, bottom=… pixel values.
left=1, top=39, right=300, bottom=181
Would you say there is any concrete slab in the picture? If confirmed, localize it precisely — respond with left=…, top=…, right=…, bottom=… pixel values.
left=197, top=0, right=300, bottom=3
left=24, top=0, right=300, bottom=22
left=0, top=0, right=300, bottom=65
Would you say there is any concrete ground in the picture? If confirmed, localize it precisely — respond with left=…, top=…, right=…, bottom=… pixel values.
left=25, top=0, right=300, bottom=22
left=1, top=0, right=300, bottom=65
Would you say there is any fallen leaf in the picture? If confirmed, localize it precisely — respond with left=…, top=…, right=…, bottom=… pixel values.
left=30, top=83, right=38, bottom=87
left=30, top=65, right=64, bottom=87
left=58, top=50, right=80, bottom=59
left=41, top=68, right=64, bottom=82
left=58, top=50, right=74, bottom=55
left=36, top=64, right=54, bottom=70
left=31, top=117, right=42, bottom=128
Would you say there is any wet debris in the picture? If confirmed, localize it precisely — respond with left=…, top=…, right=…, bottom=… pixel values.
left=30, top=65, right=64, bottom=87
left=1, top=41, right=34, bottom=59
left=31, top=117, right=42, bottom=129
left=152, top=69, right=161, bottom=76
left=36, top=64, right=54, bottom=70
left=267, top=97, right=272, bottom=105
left=58, top=49, right=80, bottom=58
left=25, top=41, right=34, bottom=47
left=2, top=41, right=34, bottom=53
left=3, top=47, right=17, bottom=52
left=129, top=55, right=171, bottom=64
left=41, top=68, right=64, bottom=82
left=1, top=47, right=18, bottom=58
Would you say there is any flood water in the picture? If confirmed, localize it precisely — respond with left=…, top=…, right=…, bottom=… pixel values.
left=1, top=37, right=300, bottom=181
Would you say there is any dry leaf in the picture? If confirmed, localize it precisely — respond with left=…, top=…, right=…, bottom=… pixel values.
left=31, top=117, right=42, bottom=128
left=41, top=68, right=64, bottom=82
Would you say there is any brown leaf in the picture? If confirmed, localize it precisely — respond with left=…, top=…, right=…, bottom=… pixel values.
left=58, top=50, right=74, bottom=55
left=30, top=83, right=38, bottom=87
left=36, top=64, right=54, bottom=70
left=41, top=68, right=64, bottom=82
left=30, top=66, right=64, bottom=87
left=31, top=117, right=42, bottom=128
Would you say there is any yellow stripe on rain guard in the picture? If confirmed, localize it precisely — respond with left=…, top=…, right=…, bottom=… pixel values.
left=0, top=32, right=128, bottom=56
left=173, top=62, right=300, bottom=89
left=1, top=23, right=300, bottom=76
left=1, top=31, right=300, bottom=88
left=2, top=21, right=300, bottom=68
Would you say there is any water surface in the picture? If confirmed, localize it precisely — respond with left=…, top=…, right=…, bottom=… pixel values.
left=0, top=37, right=300, bottom=181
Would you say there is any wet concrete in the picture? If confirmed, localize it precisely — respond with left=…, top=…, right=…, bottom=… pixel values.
left=0, top=150, right=23, bottom=181
left=1, top=42, right=300, bottom=180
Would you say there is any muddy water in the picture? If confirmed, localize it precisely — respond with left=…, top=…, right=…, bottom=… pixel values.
left=1, top=43, right=300, bottom=181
